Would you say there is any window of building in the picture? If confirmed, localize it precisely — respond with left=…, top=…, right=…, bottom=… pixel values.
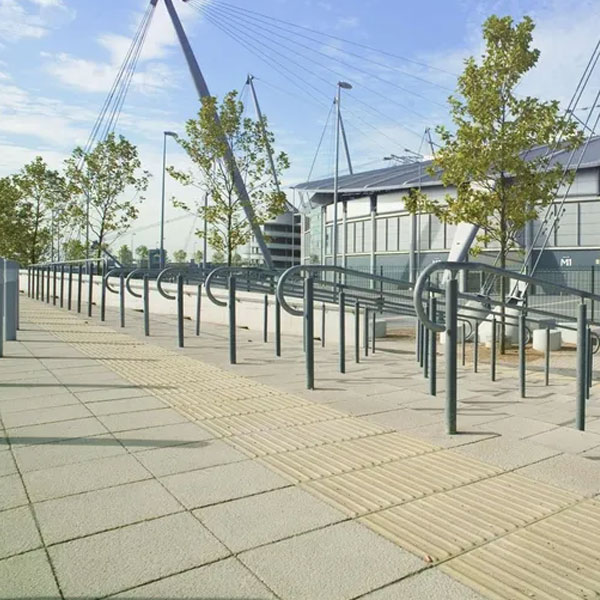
left=355, top=221, right=364, bottom=253
left=363, top=219, right=372, bottom=252
left=417, top=214, right=430, bottom=250
left=387, top=217, right=399, bottom=252
left=347, top=222, right=355, bottom=253
left=376, top=219, right=387, bottom=252
left=430, top=215, right=444, bottom=249
left=555, top=202, right=578, bottom=246
left=325, top=225, right=332, bottom=255
left=579, top=202, right=600, bottom=246
left=399, top=215, right=411, bottom=250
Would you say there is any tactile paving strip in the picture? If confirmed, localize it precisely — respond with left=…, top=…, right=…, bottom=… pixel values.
left=362, top=472, right=581, bottom=562
left=260, top=432, right=439, bottom=482
left=303, top=451, right=503, bottom=516
left=442, top=499, right=600, bottom=600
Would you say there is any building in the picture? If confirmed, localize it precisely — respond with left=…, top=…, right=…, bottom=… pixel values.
left=294, top=137, right=600, bottom=284
left=241, top=209, right=301, bottom=269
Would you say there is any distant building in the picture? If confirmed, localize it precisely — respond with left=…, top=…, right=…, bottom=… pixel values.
left=148, top=248, right=166, bottom=269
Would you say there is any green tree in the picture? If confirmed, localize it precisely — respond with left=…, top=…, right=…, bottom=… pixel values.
left=62, top=239, right=87, bottom=261
left=117, top=244, right=134, bottom=265
left=212, top=248, right=225, bottom=264
left=65, top=133, right=149, bottom=258
left=405, top=15, right=583, bottom=349
left=168, top=90, right=289, bottom=266
left=10, top=157, right=68, bottom=264
left=135, top=245, right=149, bottom=266
left=193, top=249, right=203, bottom=264
left=173, top=249, right=187, bottom=263
left=0, top=177, right=33, bottom=263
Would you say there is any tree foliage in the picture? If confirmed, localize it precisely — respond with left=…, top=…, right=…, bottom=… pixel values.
left=173, top=249, right=187, bottom=263
left=192, top=249, right=203, bottom=263
left=0, top=177, right=32, bottom=264
left=135, top=245, right=149, bottom=266
left=404, top=15, right=584, bottom=263
left=65, top=133, right=149, bottom=258
left=168, top=90, right=290, bottom=266
left=62, top=239, right=87, bottom=261
left=117, top=244, right=134, bottom=265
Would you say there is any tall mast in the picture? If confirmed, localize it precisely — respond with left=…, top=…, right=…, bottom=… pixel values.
left=162, top=0, right=274, bottom=268
left=338, top=110, right=353, bottom=174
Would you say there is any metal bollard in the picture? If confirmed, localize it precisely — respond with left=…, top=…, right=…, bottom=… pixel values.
left=415, top=319, right=420, bottom=361
left=27, top=267, right=31, bottom=298
left=339, top=291, right=345, bottom=374
left=446, top=278, right=458, bottom=435
left=100, top=274, right=107, bottom=322
left=195, top=284, right=202, bottom=336
left=60, top=266, right=65, bottom=308
left=544, top=327, right=550, bottom=386
left=143, top=275, right=150, bottom=337
left=576, top=303, right=587, bottom=430
left=46, top=266, right=50, bottom=304
left=364, top=307, right=369, bottom=357
left=0, top=259, right=4, bottom=357
left=68, top=266, right=73, bottom=310
left=275, top=296, right=281, bottom=357
left=461, top=323, right=466, bottom=366
left=87, top=267, right=94, bottom=317
left=355, top=300, right=360, bottom=364
left=77, top=265, right=83, bottom=313
left=424, top=304, right=430, bottom=378
left=4, top=261, right=17, bottom=341
left=419, top=322, right=424, bottom=367
left=586, top=328, right=592, bottom=400
left=491, top=316, right=497, bottom=382
left=41, top=267, right=45, bottom=302
left=321, top=303, right=326, bottom=348
left=119, top=273, right=125, bottom=327
left=429, top=297, right=437, bottom=396
left=518, top=313, right=526, bottom=398
left=228, top=275, right=236, bottom=364
left=473, top=321, right=479, bottom=373
left=52, top=266, right=57, bottom=306
left=35, top=267, right=40, bottom=300
left=264, top=294, right=269, bottom=343
left=304, top=276, right=314, bottom=389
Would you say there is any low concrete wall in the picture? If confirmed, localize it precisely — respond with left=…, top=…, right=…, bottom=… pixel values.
left=20, top=271, right=374, bottom=343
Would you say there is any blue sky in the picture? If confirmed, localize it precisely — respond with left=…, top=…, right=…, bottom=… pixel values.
left=1, top=0, right=599, bottom=255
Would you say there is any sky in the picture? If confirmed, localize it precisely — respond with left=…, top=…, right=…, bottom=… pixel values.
left=1, top=0, right=599, bottom=258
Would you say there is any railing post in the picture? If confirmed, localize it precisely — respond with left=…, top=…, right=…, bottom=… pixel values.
left=275, top=296, right=281, bottom=357
left=576, top=302, right=587, bottom=431
left=52, top=266, right=57, bottom=306
left=143, top=275, right=150, bottom=337
left=364, top=307, right=369, bottom=357
left=264, top=294, right=269, bottom=343
left=100, top=274, right=107, bottom=322
left=304, top=276, right=314, bottom=389
left=429, top=297, right=437, bottom=396
left=371, top=309, right=376, bottom=354
left=418, top=322, right=424, bottom=367
left=229, top=275, right=236, bottom=364
left=87, top=267, right=94, bottom=317
left=473, top=321, right=479, bottom=373
left=519, top=312, right=526, bottom=398
left=46, top=266, right=50, bottom=303
left=545, top=327, right=550, bottom=386
left=355, top=300, right=360, bottom=363
left=177, top=274, right=184, bottom=349
left=119, top=273, right=125, bottom=328
left=27, top=267, right=31, bottom=298
left=195, top=284, right=202, bottom=336
left=40, top=267, right=45, bottom=302
left=446, top=278, right=458, bottom=435
left=0, top=259, right=4, bottom=357
left=339, top=290, right=345, bottom=374
left=424, top=300, right=430, bottom=379
left=321, top=302, right=326, bottom=347
left=77, top=265, right=83, bottom=313
left=67, top=266, right=73, bottom=310
left=491, top=315, right=497, bottom=382
left=586, top=327, right=592, bottom=400
left=60, top=266, right=65, bottom=308
left=591, top=266, right=595, bottom=323
left=461, top=323, right=466, bottom=366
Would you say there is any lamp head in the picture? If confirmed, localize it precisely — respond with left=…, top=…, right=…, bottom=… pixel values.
left=338, top=81, right=353, bottom=90
left=164, top=131, right=177, bottom=138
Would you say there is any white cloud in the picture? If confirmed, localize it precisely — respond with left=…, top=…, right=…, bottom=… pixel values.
left=336, top=16, right=359, bottom=30
left=0, top=0, right=73, bottom=43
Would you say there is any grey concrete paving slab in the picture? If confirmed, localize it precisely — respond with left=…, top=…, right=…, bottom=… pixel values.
left=454, top=436, right=561, bottom=470
left=161, top=460, right=290, bottom=509
left=0, top=450, right=16, bottom=476
left=7, top=416, right=108, bottom=447
left=0, top=506, right=41, bottom=559
left=76, top=386, right=155, bottom=403
left=195, top=487, right=346, bottom=553
left=516, top=453, right=600, bottom=496
left=524, top=426, right=600, bottom=453
left=112, top=557, right=276, bottom=599
left=399, top=422, right=499, bottom=448
left=34, top=479, right=182, bottom=545
left=0, top=549, right=60, bottom=599
left=13, top=433, right=127, bottom=472
left=97, top=408, right=187, bottom=432
left=23, top=453, right=151, bottom=502
left=135, top=439, right=246, bottom=477
left=240, top=520, right=424, bottom=600
left=472, top=415, right=558, bottom=439
left=325, top=396, right=405, bottom=416
left=361, top=568, right=488, bottom=599
left=112, top=421, right=216, bottom=452
left=86, top=395, right=166, bottom=416
left=0, top=392, right=79, bottom=414
left=49, top=512, right=229, bottom=599
left=2, top=404, right=92, bottom=429
left=0, top=473, right=28, bottom=510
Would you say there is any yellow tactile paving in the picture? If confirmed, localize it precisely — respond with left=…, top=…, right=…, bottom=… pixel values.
left=20, top=302, right=598, bottom=600
left=442, top=500, right=600, bottom=600
left=260, top=432, right=438, bottom=483
left=303, top=451, right=503, bottom=517
left=362, top=472, right=581, bottom=562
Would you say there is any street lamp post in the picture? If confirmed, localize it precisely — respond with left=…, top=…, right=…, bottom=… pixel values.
left=160, top=131, right=177, bottom=269
left=333, top=81, right=352, bottom=268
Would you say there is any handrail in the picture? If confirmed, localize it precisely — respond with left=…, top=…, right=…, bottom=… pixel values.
left=204, top=266, right=275, bottom=307
left=104, top=268, right=128, bottom=294
left=125, top=268, right=148, bottom=298
left=414, top=261, right=600, bottom=333
left=156, top=267, right=180, bottom=300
